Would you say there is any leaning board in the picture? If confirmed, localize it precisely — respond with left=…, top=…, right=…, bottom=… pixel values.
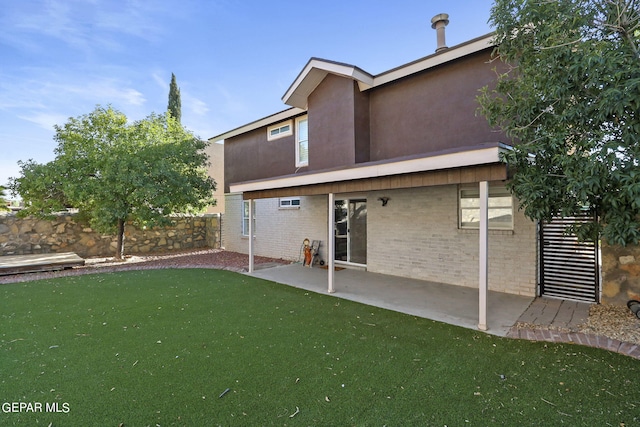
left=0, top=252, right=85, bottom=276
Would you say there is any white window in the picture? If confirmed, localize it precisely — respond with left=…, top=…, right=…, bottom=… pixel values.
left=267, top=121, right=292, bottom=141
left=295, top=116, right=308, bottom=167
left=279, top=197, right=301, bottom=209
left=459, top=185, right=514, bottom=230
left=242, top=200, right=256, bottom=236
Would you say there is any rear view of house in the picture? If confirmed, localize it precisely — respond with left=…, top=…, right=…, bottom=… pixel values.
left=211, top=15, right=539, bottom=330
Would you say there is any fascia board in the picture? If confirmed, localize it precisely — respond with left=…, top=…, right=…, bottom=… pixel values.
left=209, top=107, right=306, bottom=142
left=282, top=58, right=374, bottom=108
left=373, top=35, right=494, bottom=87
left=230, top=145, right=505, bottom=193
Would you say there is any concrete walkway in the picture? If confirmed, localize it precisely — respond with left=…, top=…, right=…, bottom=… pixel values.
left=249, top=263, right=534, bottom=337
left=249, top=264, right=640, bottom=359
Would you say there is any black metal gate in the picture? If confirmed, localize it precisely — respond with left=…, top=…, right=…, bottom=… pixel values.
left=539, top=214, right=600, bottom=302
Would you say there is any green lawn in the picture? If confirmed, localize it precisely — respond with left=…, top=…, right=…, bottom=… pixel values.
left=1, top=269, right=638, bottom=426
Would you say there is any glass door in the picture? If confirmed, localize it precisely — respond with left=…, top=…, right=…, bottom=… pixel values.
left=334, top=199, right=367, bottom=265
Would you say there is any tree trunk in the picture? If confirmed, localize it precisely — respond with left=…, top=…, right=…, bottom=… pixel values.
left=115, top=218, right=126, bottom=260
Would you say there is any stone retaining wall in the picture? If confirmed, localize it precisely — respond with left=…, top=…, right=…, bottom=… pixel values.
left=601, top=240, right=640, bottom=305
left=0, top=213, right=220, bottom=258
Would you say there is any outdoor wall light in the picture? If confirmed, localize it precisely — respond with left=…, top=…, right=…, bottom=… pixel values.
left=378, top=197, right=390, bottom=206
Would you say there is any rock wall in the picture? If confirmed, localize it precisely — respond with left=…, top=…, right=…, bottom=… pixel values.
left=601, top=240, right=640, bottom=305
left=0, top=213, right=220, bottom=258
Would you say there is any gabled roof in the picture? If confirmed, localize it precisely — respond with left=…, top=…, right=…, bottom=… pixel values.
left=282, top=58, right=374, bottom=109
left=210, top=33, right=495, bottom=143
left=282, top=33, right=494, bottom=109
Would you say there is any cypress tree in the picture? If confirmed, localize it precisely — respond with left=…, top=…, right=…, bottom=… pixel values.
left=168, top=73, right=181, bottom=123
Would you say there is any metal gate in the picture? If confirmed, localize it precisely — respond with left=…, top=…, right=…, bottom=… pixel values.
left=539, top=214, right=600, bottom=302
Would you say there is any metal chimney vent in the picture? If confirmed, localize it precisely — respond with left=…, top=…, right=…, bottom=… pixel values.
left=431, top=13, right=450, bottom=52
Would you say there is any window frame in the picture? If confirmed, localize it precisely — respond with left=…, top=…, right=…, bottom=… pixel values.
left=459, top=185, right=514, bottom=230
left=279, top=197, right=301, bottom=209
left=267, top=120, right=293, bottom=141
left=295, top=115, right=308, bottom=167
left=241, top=200, right=256, bottom=236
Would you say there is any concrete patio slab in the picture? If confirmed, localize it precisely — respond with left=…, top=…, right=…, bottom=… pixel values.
left=248, top=264, right=534, bottom=337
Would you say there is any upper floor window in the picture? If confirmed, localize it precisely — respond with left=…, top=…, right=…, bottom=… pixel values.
left=296, top=116, right=308, bottom=167
left=459, top=185, right=513, bottom=230
left=267, top=120, right=292, bottom=141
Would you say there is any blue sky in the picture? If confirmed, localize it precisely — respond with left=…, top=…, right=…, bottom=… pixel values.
left=0, top=0, right=495, bottom=188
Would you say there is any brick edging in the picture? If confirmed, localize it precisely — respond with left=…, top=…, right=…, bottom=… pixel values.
left=506, top=327, right=640, bottom=360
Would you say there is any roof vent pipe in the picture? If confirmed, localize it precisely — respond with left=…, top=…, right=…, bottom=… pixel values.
left=431, top=13, right=449, bottom=52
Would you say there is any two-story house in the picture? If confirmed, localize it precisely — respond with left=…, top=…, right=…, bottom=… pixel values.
left=210, top=16, right=539, bottom=330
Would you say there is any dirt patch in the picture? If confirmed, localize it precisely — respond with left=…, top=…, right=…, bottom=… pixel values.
left=515, top=303, right=640, bottom=346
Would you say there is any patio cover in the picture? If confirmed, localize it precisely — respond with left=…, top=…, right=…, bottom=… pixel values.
left=231, top=143, right=511, bottom=332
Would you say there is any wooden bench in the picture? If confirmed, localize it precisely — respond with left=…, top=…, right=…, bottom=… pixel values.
left=0, top=252, right=85, bottom=276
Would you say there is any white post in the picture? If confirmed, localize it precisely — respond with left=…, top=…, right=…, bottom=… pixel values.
left=328, top=192, right=335, bottom=293
left=478, top=181, right=489, bottom=331
left=248, top=198, right=254, bottom=273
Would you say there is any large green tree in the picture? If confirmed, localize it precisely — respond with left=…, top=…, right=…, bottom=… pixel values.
left=10, top=105, right=216, bottom=259
left=168, top=73, right=181, bottom=122
left=478, top=0, right=640, bottom=245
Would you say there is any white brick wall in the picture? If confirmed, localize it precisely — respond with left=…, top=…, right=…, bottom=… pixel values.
left=223, top=194, right=328, bottom=262
left=367, top=184, right=537, bottom=296
left=223, top=183, right=538, bottom=296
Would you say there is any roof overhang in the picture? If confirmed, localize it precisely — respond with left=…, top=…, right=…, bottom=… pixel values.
left=211, top=34, right=495, bottom=143
left=281, top=34, right=494, bottom=110
left=209, top=107, right=306, bottom=143
left=230, top=143, right=510, bottom=194
left=282, top=58, right=374, bottom=109
left=373, top=34, right=494, bottom=86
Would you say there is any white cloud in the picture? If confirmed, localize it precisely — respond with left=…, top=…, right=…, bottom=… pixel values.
left=184, top=93, right=209, bottom=116
left=17, top=112, right=69, bottom=131
left=0, top=0, right=178, bottom=56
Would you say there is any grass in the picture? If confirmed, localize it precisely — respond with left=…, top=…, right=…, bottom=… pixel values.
left=1, top=269, right=639, bottom=426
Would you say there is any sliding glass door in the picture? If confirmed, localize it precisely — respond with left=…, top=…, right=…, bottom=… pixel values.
left=334, top=199, right=367, bottom=265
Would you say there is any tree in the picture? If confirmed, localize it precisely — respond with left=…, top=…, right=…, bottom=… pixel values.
left=168, top=73, right=181, bottom=122
left=10, top=105, right=216, bottom=259
left=478, top=0, right=640, bottom=245
left=0, top=186, right=9, bottom=211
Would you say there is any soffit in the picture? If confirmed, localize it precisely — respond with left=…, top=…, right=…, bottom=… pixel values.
left=282, top=58, right=375, bottom=109
left=230, top=143, right=510, bottom=195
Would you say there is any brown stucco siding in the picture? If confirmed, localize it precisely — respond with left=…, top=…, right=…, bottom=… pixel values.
left=369, top=49, right=504, bottom=160
left=307, top=74, right=357, bottom=170
left=354, top=82, right=371, bottom=163
left=224, top=125, right=300, bottom=193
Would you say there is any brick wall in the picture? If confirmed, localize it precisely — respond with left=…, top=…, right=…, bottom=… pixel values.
left=223, top=184, right=538, bottom=296
left=367, top=185, right=537, bottom=296
left=223, top=194, right=327, bottom=262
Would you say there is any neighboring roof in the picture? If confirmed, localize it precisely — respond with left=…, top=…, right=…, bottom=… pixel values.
left=230, top=142, right=510, bottom=194
left=210, top=33, right=495, bottom=143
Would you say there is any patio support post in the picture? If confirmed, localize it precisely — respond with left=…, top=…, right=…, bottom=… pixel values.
left=248, top=198, right=254, bottom=273
left=478, top=181, right=489, bottom=331
left=328, top=192, right=336, bottom=293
